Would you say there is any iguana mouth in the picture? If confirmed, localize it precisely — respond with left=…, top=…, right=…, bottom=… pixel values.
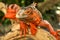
left=16, top=7, right=29, bottom=18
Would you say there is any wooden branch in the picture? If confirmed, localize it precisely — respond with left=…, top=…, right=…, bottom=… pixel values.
left=0, top=2, right=6, bottom=14
left=4, top=28, right=56, bottom=40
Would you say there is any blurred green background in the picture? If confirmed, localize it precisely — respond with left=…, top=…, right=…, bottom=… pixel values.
left=0, top=0, right=60, bottom=35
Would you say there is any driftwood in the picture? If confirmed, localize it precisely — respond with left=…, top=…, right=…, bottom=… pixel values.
left=3, top=28, right=56, bottom=40
left=0, top=23, right=56, bottom=40
left=0, top=2, right=6, bottom=14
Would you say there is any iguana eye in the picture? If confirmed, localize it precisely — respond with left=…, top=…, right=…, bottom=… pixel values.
left=27, top=11, right=30, bottom=13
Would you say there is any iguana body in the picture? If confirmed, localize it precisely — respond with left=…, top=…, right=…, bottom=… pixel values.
left=3, top=3, right=60, bottom=40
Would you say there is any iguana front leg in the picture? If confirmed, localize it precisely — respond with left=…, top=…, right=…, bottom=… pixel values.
left=20, top=21, right=28, bottom=36
left=29, top=22, right=37, bottom=35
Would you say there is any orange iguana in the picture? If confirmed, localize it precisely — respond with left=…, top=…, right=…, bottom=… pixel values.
left=3, top=3, right=60, bottom=40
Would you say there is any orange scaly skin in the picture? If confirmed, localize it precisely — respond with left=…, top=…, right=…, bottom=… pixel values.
left=3, top=4, right=60, bottom=40
left=19, top=7, right=60, bottom=40
left=29, top=22, right=37, bottom=35
left=3, top=4, right=28, bottom=36
left=19, top=21, right=28, bottom=36
left=5, top=8, right=16, bottom=19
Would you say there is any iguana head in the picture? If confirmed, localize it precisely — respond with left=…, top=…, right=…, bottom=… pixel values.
left=16, top=2, right=42, bottom=20
left=16, top=3, right=37, bottom=18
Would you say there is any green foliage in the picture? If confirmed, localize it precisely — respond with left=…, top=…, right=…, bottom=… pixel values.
left=0, top=0, right=44, bottom=25
left=0, top=0, right=60, bottom=35
left=0, top=0, right=59, bottom=28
